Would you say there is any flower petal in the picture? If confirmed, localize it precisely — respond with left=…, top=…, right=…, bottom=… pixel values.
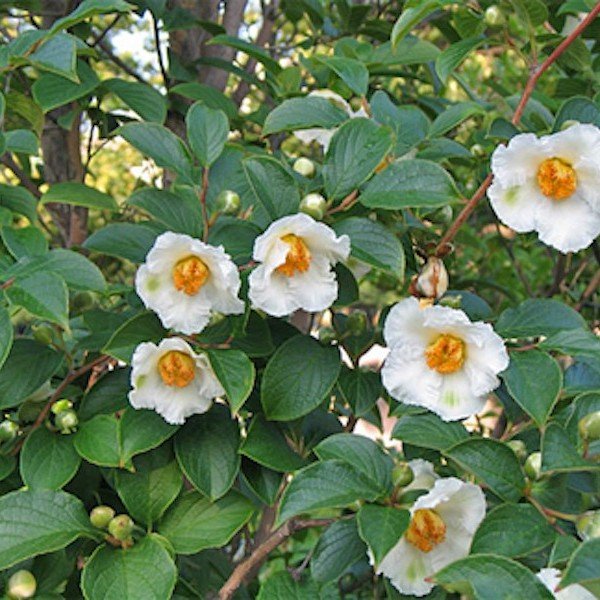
left=383, top=297, right=428, bottom=349
left=248, top=265, right=297, bottom=316
left=405, top=459, right=439, bottom=493
left=487, top=179, right=541, bottom=233
left=437, top=370, right=486, bottom=421
left=287, top=256, right=338, bottom=312
left=491, top=133, right=547, bottom=187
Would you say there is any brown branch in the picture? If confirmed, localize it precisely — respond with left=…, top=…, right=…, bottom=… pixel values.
left=435, top=3, right=600, bottom=257
left=152, top=14, right=169, bottom=88
left=1, top=155, right=42, bottom=198
left=97, top=40, right=148, bottom=84
left=327, top=190, right=358, bottom=215
left=218, top=518, right=335, bottom=600
left=575, top=269, right=600, bottom=312
left=90, top=14, right=121, bottom=48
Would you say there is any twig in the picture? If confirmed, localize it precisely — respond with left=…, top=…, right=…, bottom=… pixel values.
left=97, top=40, right=148, bottom=84
left=327, top=190, right=358, bottom=215
left=152, top=15, right=169, bottom=88
left=199, top=167, right=210, bottom=242
left=90, top=14, right=121, bottom=48
left=0, top=277, right=14, bottom=291
left=1, top=155, right=42, bottom=198
left=575, top=269, right=600, bottom=312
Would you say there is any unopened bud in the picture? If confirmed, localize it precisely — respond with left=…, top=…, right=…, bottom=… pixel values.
left=415, top=257, right=449, bottom=300
left=507, top=439, right=527, bottom=462
left=215, top=190, right=241, bottom=215
left=7, top=570, right=37, bottom=599
left=71, top=291, right=95, bottom=313
left=0, top=420, right=18, bottom=443
left=32, top=323, right=54, bottom=345
left=108, top=514, right=134, bottom=541
left=299, top=193, right=327, bottom=220
left=90, top=505, right=116, bottom=529
left=484, top=5, right=505, bottom=28
left=54, top=409, right=78, bottom=433
left=319, top=327, right=337, bottom=345
left=346, top=310, right=368, bottom=336
left=576, top=511, right=600, bottom=541
left=392, top=462, right=414, bottom=488
left=470, top=143, right=486, bottom=157
left=51, top=399, right=73, bottom=415
left=524, top=451, right=542, bottom=480
left=578, top=411, right=600, bottom=441
left=293, top=157, right=316, bottom=178
left=560, top=119, right=580, bottom=131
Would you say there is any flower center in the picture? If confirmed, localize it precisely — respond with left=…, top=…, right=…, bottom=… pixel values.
left=425, top=334, right=466, bottom=374
left=536, top=158, right=577, bottom=200
left=276, top=234, right=311, bottom=277
left=158, top=351, right=196, bottom=387
left=172, top=255, right=209, bottom=295
left=406, top=509, right=447, bottom=553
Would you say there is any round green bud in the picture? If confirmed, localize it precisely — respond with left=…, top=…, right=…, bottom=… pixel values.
left=32, top=323, right=54, bottom=345
left=507, top=439, right=527, bottom=462
left=438, top=295, right=462, bottom=309
left=576, top=510, right=600, bottom=541
left=90, top=505, right=116, bottom=529
left=7, top=570, right=37, bottom=599
left=0, top=420, right=18, bottom=443
left=524, top=451, right=542, bottom=480
left=319, top=327, right=337, bottom=345
left=108, top=514, right=135, bottom=541
left=484, top=5, right=505, bottom=28
left=54, top=409, right=78, bottom=433
left=470, top=143, right=486, bottom=157
left=346, top=310, right=368, bottom=336
left=293, top=157, right=316, bottom=178
left=578, top=411, right=600, bottom=441
left=560, top=119, right=580, bottom=131
left=51, top=399, right=73, bottom=415
left=215, top=190, right=241, bottom=215
left=299, top=193, right=327, bottom=220
left=71, top=291, right=96, bottom=313
left=392, top=462, right=414, bottom=488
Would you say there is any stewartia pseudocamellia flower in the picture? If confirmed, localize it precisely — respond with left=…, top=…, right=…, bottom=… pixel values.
left=537, top=568, right=596, bottom=600
left=487, top=123, right=600, bottom=253
left=129, top=337, right=224, bottom=424
left=135, top=231, right=244, bottom=335
left=248, top=213, right=350, bottom=317
left=381, top=297, right=509, bottom=421
left=375, top=477, right=486, bottom=597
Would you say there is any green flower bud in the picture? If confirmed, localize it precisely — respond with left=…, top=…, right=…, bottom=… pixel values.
left=470, top=143, right=486, bottom=157
left=54, top=409, right=79, bottom=433
left=71, top=291, right=96, bottom=313
left=108, top=514, right=135, bottom=541
left=484, top=5, right=505, bottom=28
left=346, top=310, right=368, bottom=336
left=7, top=570, right=37, bottom=599
left=507, top=439, right=527, bottom=462
left=293, top=157, right=316, bottom=178
left=0, top=420, right=18, bottom=443
left=32, top=323, right=54, bottom=345
left=576, top=510, right=600, bottom=541
left=215, top=190, right=241, bottom=215
left=90, top=505, right=116, bottom=529
left=392, top=462, right=414, bottom=488
left=51, top=399, right=73, bottom=415
left=578, top=411, right=600, bottom=441
left=524, top=451, right=542, bottom=480
left=560, top=119, right=580, bottom=131
left=299, top=193, right=327, bottom=220
left=319, top=327, right=337, bottom=345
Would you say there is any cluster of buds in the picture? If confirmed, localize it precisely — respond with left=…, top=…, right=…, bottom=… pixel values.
left=51, top=399, right=78, bottom=434
left=90, top=506, right=135, bottom=547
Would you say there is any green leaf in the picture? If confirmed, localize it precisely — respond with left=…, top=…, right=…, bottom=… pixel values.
left=333, top=217, right=404, bottom=276
left=171, top=82, right=238, bottom=120
left=257, top=572, right=320, bottom=600
left=541, top=422, right=600, bottom=475
left=239, top=414, right=307, bottom=472
left=242, top=156, right=300, bottom=221
left=119, top=123, right=193, bottom=183
left=278, top=460, right=382, bottom=523
left=539, top=329, right=600, bottom=365
left=174, top=404, right=240, bottom=500
left=49, top=0, right=135, bottom=34
left=496, top=299, right=586, bottom=338
left=357, top=504, right=410, bottom=566
left=158, top=490, right=254, bottom=554
left=0, top=489, right=97, bottom=570
left=41, top=182, right=117, bottom=211
left=336, top=366, right=381, bottom=417
left=323, top=118, right=393, bottom=200
left=114, top=445, right=182, bottom=527
left=391, top=1, right=444, bottom=48
left=79, top=367, right=130, bottom=420
left=554, top=97, right=600, bottom=131
left=5, top=129, right=38, bottom=154
left=20, top=427, right=81, bottom=490
left=360, top=159, right=459, bottom=209
left=471, top=503, right=554, bottom=557
left=311, top=518, right=367, bottom=583
left=1, top=226, right=48, bottom=259
left=208, top=34, right=282, bottom=74
left=261, top=335, right=341, bottom=421
left=208, top=217, right=262, bottom=265
left=0, top=183, right=38, bottom=223
left=104, top=78, right=167, bottom=124
left=102, top=312, right=166, bottom=363
left=561, top=538, right=600, bottom=596
left=435, top=37, right=485, bottom=82
left=186, top=102, right=229, bottom=167
left=81, top=534, right=177, bottom=600
left=501, top=350, right=563, bottom=426
left=444, top=438, right=525, bottom=502
left=83, top=223, right=158, bottom=263
left=240, top=460, right=282, bottom=505
left=29, top=33, right=77, bottom=81
left=392, top=412, right=468, bottom=451
left=0, top=339, right=63, bottom=409
left=0, top=305, right=13, bottom=371
left=510, top=0, right=549, bottom=27
left=314, top=433, right=393, bottom=494
left=205, top=349, right=255, bottom=414
left=317, top=55, right=369, bottom=95
left=263, top=96, right=349, bottom=135
left=428, top=102, right=484, bottom=138
left=434, top=554, right=553, bottom=599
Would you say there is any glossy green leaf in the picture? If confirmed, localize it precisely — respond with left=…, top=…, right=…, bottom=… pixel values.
left=105, top=77, right=167, bottom=123
left=357, top=504, right=410, bottom=565
left=541, top=422, right=600, bottom=475
left=206, top=349, right=255, bottom=414
left=428, top=102, right=485, bottom=138
left=84, top=223, right=158, bottom=263
left=392, top=412, right=468, bottom=451
left=49, top=0, right=134, bottom=34
left=186, top=102, right=229, bottom=167
left=391, top=1, right=444, bottom=48
left=4, top=129, right=38, bottom=154
left=0, top=304, right=13, bottom=371
left=79, top=367, right=130, bottom=420
left=41, top=182, right=117, bottom=211
left=560, top=538, right=600, bottom=596
left=257, top=572, right=319, bottom=600
left=436, top=36, right=485, bottom=82
left=1, top=226, right=48, bottom=259
left=317, top=55, right=369, bottom=95
left=29, top=34, right=77, bottom=81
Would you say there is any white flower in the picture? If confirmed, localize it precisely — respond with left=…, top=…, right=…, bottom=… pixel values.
left=376, top=477, right=486, bottom=597
left=129, top=337, right=224, bottom=424
left=136, top=232, right=244, bottom=335
left=487, top=124, right=600, bottom=253
left=537, top=568, right=596, bottom=600
left=381, top=297, right=509, bottom=421
left=294, top=90, right=368, bottom=152
left=248, top=213, right=350, bottom=317
left=405, top=458, right=439, bottom=493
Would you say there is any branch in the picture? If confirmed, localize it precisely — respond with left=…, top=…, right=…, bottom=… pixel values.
left=435, top=3, right=600, bottom=257
left=97, top=40, right=148, bottom=84
left=152, top=15, right=169, bottom=88
left=1, top=154, right=41, bottom=198
left=218, top=518, right=335, bottom=600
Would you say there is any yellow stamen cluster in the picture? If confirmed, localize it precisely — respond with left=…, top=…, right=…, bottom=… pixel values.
left=173, top=255, right=209, bottom=295
left=276, top=234, right=311, bottom=277
left=425, top=334, right=466, bottom=374
left=158, top=351, right=196, bottom=387
left=536, top=158, right=577, bottom=201
left=406, top=509, right=447, bottom=553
